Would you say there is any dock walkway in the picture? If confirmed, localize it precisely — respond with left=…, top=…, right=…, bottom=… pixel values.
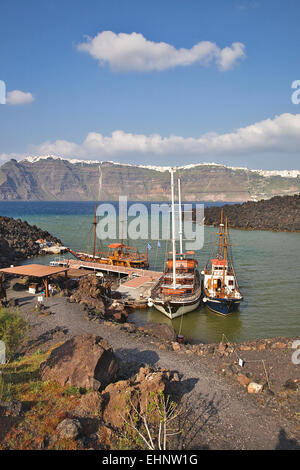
left=50, top=258, right=162, bottom=306
left=50, top=258, right=162, bottom=280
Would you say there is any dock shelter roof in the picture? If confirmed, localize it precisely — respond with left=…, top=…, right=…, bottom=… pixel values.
left=0, top=264, right=69, bottom=278
left=56, top=268, right=91, bottom=279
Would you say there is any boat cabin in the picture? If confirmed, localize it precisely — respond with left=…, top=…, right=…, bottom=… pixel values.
left=203, top=258, right=237, bottom=296
left=159, top=252, right=198, bottom=296
left=104, top=243, right=148, bottom=267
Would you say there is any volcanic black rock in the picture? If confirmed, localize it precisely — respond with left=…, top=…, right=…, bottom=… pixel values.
left=200, top=194, right=300, bottom=232
left=0, top=216, right=62, bottom=266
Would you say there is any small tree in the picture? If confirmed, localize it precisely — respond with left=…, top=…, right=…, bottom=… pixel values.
left=0, top=307, right=28, bottom=361
left=119, top=390, right=182, bottom=450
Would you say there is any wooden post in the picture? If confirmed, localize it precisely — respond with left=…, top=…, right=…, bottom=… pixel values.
left=43, top=277, right=49, bottom=298
left=0, top=273, right=7, bottom=302
left=65, top=270, right=68, bottom=291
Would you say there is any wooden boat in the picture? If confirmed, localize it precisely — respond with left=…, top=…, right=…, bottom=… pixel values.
left=150, top=252, right=201, bottom=319
left=67, top=207, right=149, bottom=269
left=149, top=171, right=201, bottom=319
left=202, top=210, right=243, bottom=315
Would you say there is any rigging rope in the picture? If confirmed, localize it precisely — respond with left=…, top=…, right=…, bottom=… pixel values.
left=178, top=310, right=184, bottom=336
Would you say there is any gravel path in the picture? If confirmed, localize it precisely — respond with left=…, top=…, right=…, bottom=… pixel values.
left=13, top=292, right=300, bottom=450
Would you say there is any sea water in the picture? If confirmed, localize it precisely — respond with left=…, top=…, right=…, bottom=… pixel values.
left=0, top=201, right=299, bottom=343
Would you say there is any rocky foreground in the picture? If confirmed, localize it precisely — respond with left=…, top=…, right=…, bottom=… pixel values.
left=0, top=266, right=299, bottom=449
left=0, top=332, right=183, bottom=450
left=68, top=274, right=129, bottom=323
left=200, top=193, right=300, bottom=232
left=0, top=216, right=62, bottom=267
left=0, top=275, right=299, bottom=450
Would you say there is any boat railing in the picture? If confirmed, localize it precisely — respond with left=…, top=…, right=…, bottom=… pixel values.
left=155, top=286, right=201, bottom=302
left=50, top=256, right=70, bottom=267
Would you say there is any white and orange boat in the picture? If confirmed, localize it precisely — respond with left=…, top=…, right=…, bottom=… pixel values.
left=202, top=210, right=243, bottom=315
left=150, top=252, right=201, bottom=319
left=149, top=170, right=201, bottom=319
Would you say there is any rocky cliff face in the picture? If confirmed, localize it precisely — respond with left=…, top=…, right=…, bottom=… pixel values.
left=0, top=216, right=62, bottom=266
left=0, top=157, right=299, bottom=202
left=202, top=194, right=300, bottom=232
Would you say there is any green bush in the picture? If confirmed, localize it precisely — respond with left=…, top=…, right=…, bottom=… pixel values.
left=0, top=373, right=13, bottom=401
left=63, top=386, right=86, bottom=397
left=0, top=307, right=29, bottom=361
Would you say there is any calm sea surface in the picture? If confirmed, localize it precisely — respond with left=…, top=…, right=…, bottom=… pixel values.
left=0, top=201, right=299, bottom=343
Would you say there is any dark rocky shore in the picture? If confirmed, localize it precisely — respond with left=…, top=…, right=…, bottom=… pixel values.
left=1, top=282, right=299, bottom=450
left=0, top=216, right=62, bottom=267
left=199, top=193, right=300, bottom=232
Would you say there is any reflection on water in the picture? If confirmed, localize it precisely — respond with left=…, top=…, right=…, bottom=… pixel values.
left=130, top=305, right=242, bottom=344
left=1, top=201, right=299, bottom=343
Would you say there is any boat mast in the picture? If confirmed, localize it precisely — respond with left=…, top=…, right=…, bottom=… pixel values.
left=92, top=205, right=97, bottom=258
left=219, top=208, right=224, bottom=259
left=222, top=217, right=228, bottom=289
left=119, top=197, right=127, bottom=252
left=120, top=199, right=124, bottom=245
left=178, top=178, right=183, bottom=256
left=224, top=217, right=228, bottom=262
left=170, top=168, right=177, bottom=289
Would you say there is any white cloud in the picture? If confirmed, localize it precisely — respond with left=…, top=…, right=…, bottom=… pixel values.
left=217, top=43, right=246, bottom=71
left=237, top=1, right=260, bottom=11
left=0, top=152, right=25, bottom=162
left=6, top=90, right=34, bottom=105
left=35, top=140, right=80, bottom=156
left=77, top=31, right=246, bottom=72
left=25, top=113, right=300, bottom=160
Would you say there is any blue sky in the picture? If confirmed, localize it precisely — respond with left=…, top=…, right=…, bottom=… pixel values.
left=0, top=0, right=300, bottom=169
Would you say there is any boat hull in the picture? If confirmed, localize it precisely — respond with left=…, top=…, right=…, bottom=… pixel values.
left=204, top=297, right=241, bottom=316
left=69, top=251, right=149, bottom=269
left=153, top=297, right=201, bottom=319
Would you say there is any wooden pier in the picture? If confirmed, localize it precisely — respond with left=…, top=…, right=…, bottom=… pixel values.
left=50, top=258, right=162, bottom=280
left=49, top=258, right=163, bottom=307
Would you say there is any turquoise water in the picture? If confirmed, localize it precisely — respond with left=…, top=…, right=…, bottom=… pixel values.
left=131, top=228, right=300, bottom=343
left=0, top=201, right=299, bottom=343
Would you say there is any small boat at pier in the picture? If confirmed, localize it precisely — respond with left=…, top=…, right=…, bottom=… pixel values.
left=150, top=251, right=201, bottom=319
left=202, top=210, right=243, bottom=315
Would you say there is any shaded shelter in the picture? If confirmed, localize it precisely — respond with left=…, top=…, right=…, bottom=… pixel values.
left=0, top=264, right=69, bottom=298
